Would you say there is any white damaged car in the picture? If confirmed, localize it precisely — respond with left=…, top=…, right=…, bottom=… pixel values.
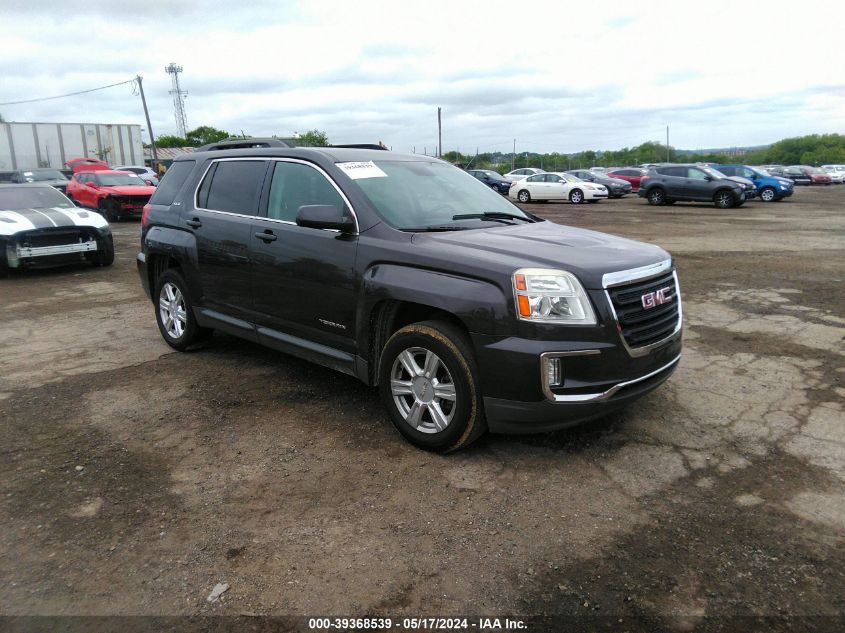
left=509, top=171, right=609, bottom=204
left=0, top=184, right=114, bottom=276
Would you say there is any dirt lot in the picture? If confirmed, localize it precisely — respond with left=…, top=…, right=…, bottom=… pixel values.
left=1, top=187, right=843, bottom=629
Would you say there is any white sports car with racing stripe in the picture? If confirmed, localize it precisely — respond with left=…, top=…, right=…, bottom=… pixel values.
left=0, top=184, right=114, bottom=276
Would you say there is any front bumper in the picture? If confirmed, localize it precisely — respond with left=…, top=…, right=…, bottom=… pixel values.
left=484, top=354, right=680, bottom=433
left=16, top=241, right=98, bottom=258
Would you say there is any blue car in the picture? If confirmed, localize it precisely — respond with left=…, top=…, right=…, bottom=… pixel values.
left=713, top=165, right=794, bottom=202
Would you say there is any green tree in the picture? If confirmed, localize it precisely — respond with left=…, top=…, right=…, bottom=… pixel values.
left=155, top=134, right=189, bottom=148
left=294, top=129, right=329, bottom=147
left=185, top=126, right=229, bottom=146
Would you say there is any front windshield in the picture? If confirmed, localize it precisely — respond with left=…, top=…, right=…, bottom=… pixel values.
left=347, top=160, right=531, bottom=230
left=806, top=167, right=822, bottom=174
left=24, top=170, right=67, bottom=182
left=557, top=173, right=581, bottom=183
left=483, top=171, right=506, bottom=181
left=702, top=167, right=728, bottom=180
left=753, top=167, right=770, bottom=176
left=96, top=173, right=146, bottom=186
left=0, top=187, right=74, bottom=210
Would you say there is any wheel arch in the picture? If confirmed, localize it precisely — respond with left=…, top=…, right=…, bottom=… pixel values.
left=143, top=226, right=201, bottom=305
left=357, top=264, right=507, bottom=385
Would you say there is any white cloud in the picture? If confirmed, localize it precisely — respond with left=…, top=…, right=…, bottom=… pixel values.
left=1, top=0, right=843, bottom=153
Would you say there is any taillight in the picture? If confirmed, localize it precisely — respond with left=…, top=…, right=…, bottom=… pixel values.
left=141, top=203, right=151, bottom=228
left=640, top=175, right=650, bottom=182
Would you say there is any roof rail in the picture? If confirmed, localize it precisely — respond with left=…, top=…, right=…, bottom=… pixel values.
left=195, top=137, right=293, bottom=151
left=329, top=143, right=389, bottom=150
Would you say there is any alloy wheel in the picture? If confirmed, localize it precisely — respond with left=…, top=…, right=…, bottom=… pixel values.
left=390, top=347, right=456, bottom=434
left=159, top=282, right=187, bottom=339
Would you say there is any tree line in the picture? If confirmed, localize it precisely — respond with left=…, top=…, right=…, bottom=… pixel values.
left=443, top=134, right=845, bottom=173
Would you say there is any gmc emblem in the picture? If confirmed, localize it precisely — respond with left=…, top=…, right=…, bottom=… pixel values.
left=642, top=286, right=673, bottom=310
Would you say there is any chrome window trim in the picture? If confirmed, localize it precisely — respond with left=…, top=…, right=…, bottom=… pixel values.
left=191, top=156, right=360, bottom=235
left=602, top=258, right=672, bottom=289
left=541, top=353, right=681, bottom=403
left=604, top=269, right=683, bottom=358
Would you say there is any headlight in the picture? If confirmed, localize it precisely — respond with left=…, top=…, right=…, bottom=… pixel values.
left=512, top=268, right=597, bottom=325
left=584, top=184, right=596, bottom=190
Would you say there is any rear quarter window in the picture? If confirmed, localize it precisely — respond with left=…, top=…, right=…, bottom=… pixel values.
left=149, top=160, right=196, bottom=206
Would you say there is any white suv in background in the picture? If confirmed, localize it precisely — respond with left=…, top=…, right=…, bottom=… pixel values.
left=112, top=165, right=159, bottom=186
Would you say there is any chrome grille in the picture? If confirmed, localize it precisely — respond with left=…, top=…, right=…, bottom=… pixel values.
left=608, top=271, right=680, bottom=349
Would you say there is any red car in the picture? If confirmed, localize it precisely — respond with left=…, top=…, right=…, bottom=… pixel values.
left=67, top=170, right=156, bottom=221
left=606, top=168, right=648, bottom=192
left=66, top=157, right=111, bottom=173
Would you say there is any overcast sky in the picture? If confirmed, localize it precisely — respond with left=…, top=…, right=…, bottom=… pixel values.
left=2, top=0, right=844, bottom=154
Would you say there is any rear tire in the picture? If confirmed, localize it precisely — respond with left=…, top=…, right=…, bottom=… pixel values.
left=517, top=189, right=531, bottom=203
left=647, top=188, right=666, bottom=205
left=378, top=320, right=487, bottom=452
left=154, top=269, right=213, bottom=351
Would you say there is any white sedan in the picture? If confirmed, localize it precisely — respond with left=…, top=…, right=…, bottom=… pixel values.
left=503, top=167, right=545, bottom=182
left=508, top=172, right=608, bottom=204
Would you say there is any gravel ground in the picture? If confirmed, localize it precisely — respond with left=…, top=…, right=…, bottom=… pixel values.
left=1, top=186, right=843, bottom=631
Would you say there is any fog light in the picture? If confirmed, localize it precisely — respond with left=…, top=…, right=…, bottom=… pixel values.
left=546, top=357, right=562, bottom=387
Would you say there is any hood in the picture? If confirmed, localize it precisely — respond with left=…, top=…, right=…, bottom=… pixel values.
left=604, top=177, right=631, bottom=187
left=410, top=220, right=669, bottom=289
left=0, top=205, right=108, bottom=236
left=774, top=177, right=793, bottom=186
left=726, top=176, right=754, bottom=187
left=102, top=185, right=157, bottom=196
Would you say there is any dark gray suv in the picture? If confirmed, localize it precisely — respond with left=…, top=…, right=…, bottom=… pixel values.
left=138, top=148, right=682, bottom=452
left=638, top=164, right=752, bottom=209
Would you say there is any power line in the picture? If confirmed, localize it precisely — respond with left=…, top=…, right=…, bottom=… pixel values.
left=0, top=78, right=138, bottom=106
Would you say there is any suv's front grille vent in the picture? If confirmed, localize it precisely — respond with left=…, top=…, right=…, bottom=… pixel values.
left=608, top=271, right=680, bottom=348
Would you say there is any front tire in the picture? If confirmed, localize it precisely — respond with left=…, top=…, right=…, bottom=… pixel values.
left=760, top=187, right=776, bottom=202
left=647, top=188, right=666, bottom=205
left=378, top=320, right=486, bottom=452
left=89, top=234, right=114, bottom=267
left=517, top=189, right=531, bottom=203
left=154, top=269, right=212, bottom=351
left=569, top=189, right=584, bottom=204
left=98, top=199, right=117, bottom=222
left=714, top=190, right=736, bottom=209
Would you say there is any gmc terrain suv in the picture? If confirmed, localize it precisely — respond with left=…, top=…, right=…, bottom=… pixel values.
left=138, top=148, right=682, bottom=452
left=638, top=164, right=753, bottom=208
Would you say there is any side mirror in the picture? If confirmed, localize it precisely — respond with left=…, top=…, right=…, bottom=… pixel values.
left=296, top=205, right=355, bottom=232
left=86, top=181, right=97, bottom=187
left=704, top=176, right=713, bottom=182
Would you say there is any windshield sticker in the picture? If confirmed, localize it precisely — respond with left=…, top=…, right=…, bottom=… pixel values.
left=336, top=161, right=388, bottom=180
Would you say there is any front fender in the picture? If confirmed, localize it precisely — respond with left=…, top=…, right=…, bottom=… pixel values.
left=356, top=263, right=510, bottom=344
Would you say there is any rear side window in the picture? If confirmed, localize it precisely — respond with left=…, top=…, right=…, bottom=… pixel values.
left=266, top=161, right=344, bottom=222
left=201, top=160, right=267, bottom=215
left=657, top=166, right=683, bottom=177
left=149, top=160, right=196, bottom=206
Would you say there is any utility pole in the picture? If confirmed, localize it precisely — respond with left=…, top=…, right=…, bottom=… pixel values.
left=512, top=139, right=516, bottom=171
left=136, top=75, right=158, bottom=169
left=437, top=107, right=442, bottom=158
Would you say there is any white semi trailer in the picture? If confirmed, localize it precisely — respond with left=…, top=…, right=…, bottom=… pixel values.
left=0, top=122, right=144, bottom=170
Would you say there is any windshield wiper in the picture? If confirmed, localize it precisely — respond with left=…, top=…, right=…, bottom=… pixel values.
left=451, top=211, right=534, bottom=224
left=401, top=225, right=473, bottom=232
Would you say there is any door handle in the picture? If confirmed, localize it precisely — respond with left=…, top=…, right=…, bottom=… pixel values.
left=254, top=230, right=277, bottom=242
left=186, top=218, right=202, bottom=228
